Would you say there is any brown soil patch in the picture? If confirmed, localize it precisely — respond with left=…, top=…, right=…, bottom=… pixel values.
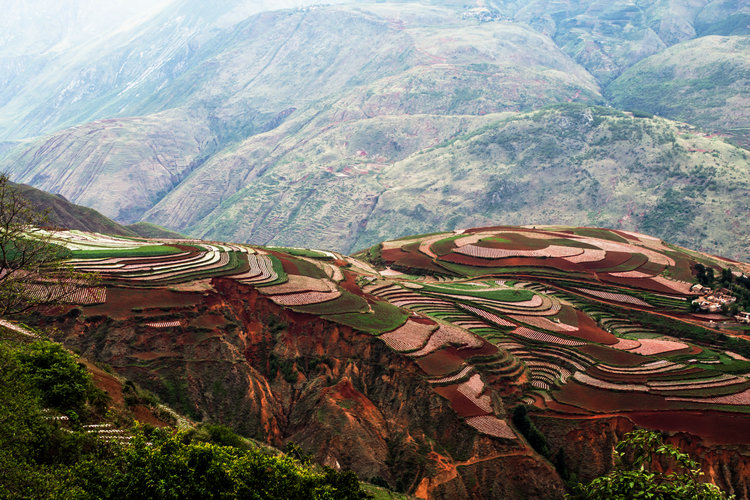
left=554, top=381, right=677, bottom=412
left=415, top=349, right=466, bottom=376
left=582, top=251, right=631, bottom=270
left=597, top=275, right=682, bottom=294
left=440, top=252, right=580, bottom=272
left=381, top=247, right=448, bottom=274
left=577, top=344, right=645, bottom=366
left=432, top=385, right=488, bottom=417
left=84, top=286, right=202, bottom=319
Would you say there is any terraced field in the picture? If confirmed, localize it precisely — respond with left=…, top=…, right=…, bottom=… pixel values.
left=44, top=225, right=750, bottom=444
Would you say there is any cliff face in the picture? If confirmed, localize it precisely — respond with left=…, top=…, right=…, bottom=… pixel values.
left=48, top=279, right=565, bottom=498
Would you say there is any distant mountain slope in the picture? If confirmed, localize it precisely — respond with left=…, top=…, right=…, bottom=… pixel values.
left=10, top=181, right=181, bottom=238
left=1, top=4, right=602, bottom=225
left=606, top=35, right=750, bottom=148
left=1, top=1, right=748, bottom=262
left=489, top=0, right=749, bottom=83
left=350, top=105, right=750, bottom=258
left=139, top=105, right=748, bottom=260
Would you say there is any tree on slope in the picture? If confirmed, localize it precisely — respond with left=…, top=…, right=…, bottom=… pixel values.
left=0, top=173, right=94, bottom=316
left=569, top=429, right=732, bottom=499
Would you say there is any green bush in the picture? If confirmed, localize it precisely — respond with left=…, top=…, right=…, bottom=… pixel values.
left=14, top=340, right=95, bottom=413
left=512, top=405, right=550, bottom=458
left=65, top=427, right=370, bottom=499
left=569, top=430, right=730, bottom=499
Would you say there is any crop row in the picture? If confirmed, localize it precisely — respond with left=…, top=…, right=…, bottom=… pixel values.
left=234, top=255, right=278, bottom=285
left=407, top=324, right=483, bottom=357
left=458, top=304, right=516, bottom=327
left=563, top=248, right=607, bottom=263
left=572, top=287, right=652, bottom=307
left=508, top=314, right=578, bottom=332
left=511, top=327, right=586, bottom=346
left=22, top=284, right=106, bottom=305
left=464, top=416, right=516, bottom=439
left=453, top=244, right=584, bottom=259
left=379, top=319, right=436, bottom=352
left=429, top=366, right=474, bottom=385
left=144, top=320, right=183, bottom=328
left=269, top=290, right=341, bottom=306
left=456, top=374, right=493, bottom=413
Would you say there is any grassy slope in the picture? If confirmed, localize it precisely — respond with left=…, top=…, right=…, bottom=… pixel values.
left=606, top=35, right=750, bottom=148
left=353, top=104, right=750, bottom=260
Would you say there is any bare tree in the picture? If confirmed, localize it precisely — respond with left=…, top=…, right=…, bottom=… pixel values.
left=0, top=173, right=98, bottom=316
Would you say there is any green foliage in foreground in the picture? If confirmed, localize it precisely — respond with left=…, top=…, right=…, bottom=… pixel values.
left=15, top=340, right=104, bottom=414
left=0, top=336, right=370, bottom=499
left=64, top=427, right=368, bottom=500
left=569, top=430, right=732, bottom=499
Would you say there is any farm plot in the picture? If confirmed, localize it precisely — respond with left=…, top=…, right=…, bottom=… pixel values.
left=453, top=244, right=584, bottom=260
left=21, top=283, right=106, bottom=305
left=464, top=416, right=516, bottom=439
left=259, top=275, right=337, bottom=295
left=572, top=287, right=652, bottom=307
left=269, top=290, right=341, bottom=306
left=457, top=304, right=515, bottom=326
left=508, top=315, right=578, bottom=332
left=40, top=229, right=153, bottom=251
left=232, top=255, right=281, bottom=285
left=629, top=338, right=689, bottom=356
left=144, top=320, right=183, bottom=328
left=408, top=324, right=484, bottom=357
left=511, top=327, right=587, bottom=346
left=379, top=319, right=437, bottom=352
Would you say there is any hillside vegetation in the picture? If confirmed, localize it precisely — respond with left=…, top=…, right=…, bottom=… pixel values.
left=0, top=327, right=368, bottom=499
left=607, top=35, right=750, bottom=148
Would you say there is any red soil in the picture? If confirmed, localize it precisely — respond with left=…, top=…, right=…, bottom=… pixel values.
left=472, top=234, right=549, bottom=250
left=610, top=230, right=640, bottom=241
left=586, top=366, right=703, bottom=385
left=380, top=248, right=447, bottom=274
left=553, top=381, right=685, bottom=413
left=269, top=252, right=299, bottom=275
left=338, top=270, right=366, bottom=297
left=597, top=274, right=685, bottom=294
left=543, top=399, right=592, bottom=415
left=446, top=341, right=498, bottom=360
left=571, top=311, right=618, bottom=344
left=410, top=316, right=437, bottom=325
left=432, top=385, right=489, bottom=417
left=440, top=252, right=581, bottom=272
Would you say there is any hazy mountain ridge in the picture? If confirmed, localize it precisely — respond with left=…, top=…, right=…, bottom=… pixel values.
left=1, top=0, right=748, bottom=258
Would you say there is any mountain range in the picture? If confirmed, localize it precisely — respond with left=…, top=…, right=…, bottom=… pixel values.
left=1, top=0, right=748, bottom=256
